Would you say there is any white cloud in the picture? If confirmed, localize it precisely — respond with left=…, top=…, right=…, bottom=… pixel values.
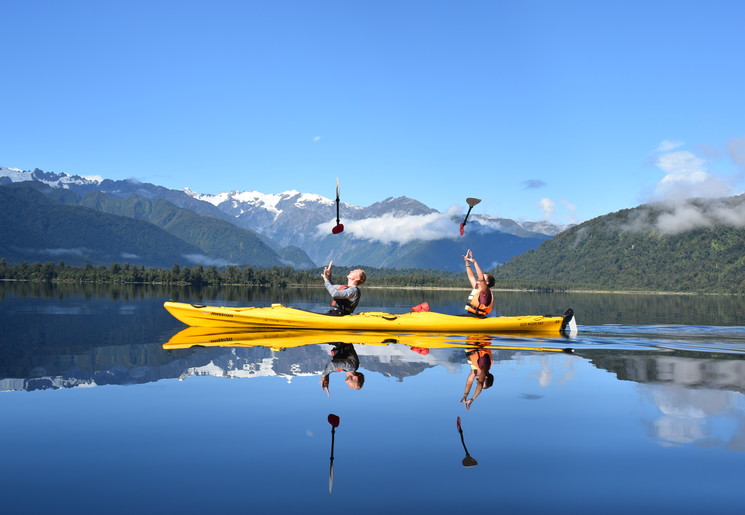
left=628, top=138, right=745, bottom=235
left=317, top=211, right=459, bottom=244
left=655, top=139, right=685, bottom=153
left=624, top=198, right=745, bottom=235
left=313, top=136, right=321, bottom=143
left=539, top=198, right=555, bottom=220
left=654, top=150, right=733, bottom=201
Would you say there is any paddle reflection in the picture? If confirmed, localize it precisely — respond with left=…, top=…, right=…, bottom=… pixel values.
left=456, top=416, right=478, bottom=467
left=327, top=414, right=340, bottom=493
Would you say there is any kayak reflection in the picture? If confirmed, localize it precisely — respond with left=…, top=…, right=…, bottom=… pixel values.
left=163, top=326, right=576, bottom=353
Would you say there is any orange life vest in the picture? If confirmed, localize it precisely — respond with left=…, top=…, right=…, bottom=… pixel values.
left=331, top=285, right=359, bottom=315
left=465, top=288, right=493, bottom=316
left=466, top=347, right=492, bottom=370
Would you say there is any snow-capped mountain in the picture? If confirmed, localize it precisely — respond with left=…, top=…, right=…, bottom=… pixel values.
left=1, top=165, right=567, bottom=270
left=0, top=166, right=103, bottom=188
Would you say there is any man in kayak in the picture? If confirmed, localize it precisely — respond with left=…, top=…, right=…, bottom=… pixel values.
left=320, top=343, right=365, bottom=395
left=463, top=249, right=495, bottom=317
left=321, top=261, right=367, bottom=316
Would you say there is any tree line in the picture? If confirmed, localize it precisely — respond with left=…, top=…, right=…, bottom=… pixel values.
left=0, top=259, right=468, bottom=288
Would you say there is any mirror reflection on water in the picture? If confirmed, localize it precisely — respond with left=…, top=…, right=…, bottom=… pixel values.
left=2, top=282, right=744, bottom=514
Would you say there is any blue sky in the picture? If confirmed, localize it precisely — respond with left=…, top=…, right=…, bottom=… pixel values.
left=2, top=0, right=744, bottom=224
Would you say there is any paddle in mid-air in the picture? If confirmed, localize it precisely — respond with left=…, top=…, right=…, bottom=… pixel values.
left=460, top=197, right=481, bottom=235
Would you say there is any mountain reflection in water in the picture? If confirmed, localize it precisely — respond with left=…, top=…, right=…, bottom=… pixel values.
left=2, top=284, right=745, bottom=513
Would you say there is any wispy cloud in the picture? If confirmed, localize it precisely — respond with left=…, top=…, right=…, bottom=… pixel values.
left=539, top=198, right=555, bottom=220
left=560, top=200, right=578, bottom=223
left=655, top=139, right=685, bottom=153
left=39, top=247, right=89, bottom=257
left=183, top=254, right=235, bottom=267
left=523, top=179, right=546, bottom=189
left=728, top=136, right=745, bottom=172
left=313, top=136, right=321, bottom=143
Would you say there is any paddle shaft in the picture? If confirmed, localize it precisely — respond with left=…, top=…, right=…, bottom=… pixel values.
left=458, top=428, right=471, bottom=456
left=462, top=205, right=474, bottom=226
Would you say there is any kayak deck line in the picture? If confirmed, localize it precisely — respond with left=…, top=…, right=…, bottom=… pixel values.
left=163, top=302, right=578, bottom=335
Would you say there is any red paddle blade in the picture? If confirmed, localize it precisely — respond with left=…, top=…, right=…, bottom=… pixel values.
left=459, top=222, right=465, bottom=236
left=328, top=414, right=340, bottom=427
left=332, top=224, right=344, bottom=234
left=457, top=416, right=462, bottom=432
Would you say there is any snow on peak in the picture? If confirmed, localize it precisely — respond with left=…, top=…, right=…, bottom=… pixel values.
left=0, top=166, right=32, bottom=182
left=183, top=188, right=335, bottom=215
left=184, top=189, right=234, bottom=207
left=0, top=166, right=103, bottom=188
left=295, top=192, right=333, bottom=207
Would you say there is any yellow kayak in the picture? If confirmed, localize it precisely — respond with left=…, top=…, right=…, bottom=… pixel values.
left=163, top=302, right=576, bottom=334
left=163, top=326, right=575, bottom=353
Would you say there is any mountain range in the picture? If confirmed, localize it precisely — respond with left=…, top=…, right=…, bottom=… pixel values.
left=0, top=166, right=562, bottom=271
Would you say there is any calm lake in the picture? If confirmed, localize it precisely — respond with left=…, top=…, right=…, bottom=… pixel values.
left=2, top=282, right=745, bottom=514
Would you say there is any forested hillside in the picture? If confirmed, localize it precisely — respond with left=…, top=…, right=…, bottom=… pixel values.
left=493, top=196, right=745, bottom=293
left=0, top=183, right=314, bottom=269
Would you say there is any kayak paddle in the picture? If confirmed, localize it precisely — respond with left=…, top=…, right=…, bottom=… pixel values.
left=332, top=178, right=344, bottom=234
left=460, top=197, right=481, bottom=236
left=456, top=416, right=478, bottom=467
left=328, top=413, right=340, bottom=492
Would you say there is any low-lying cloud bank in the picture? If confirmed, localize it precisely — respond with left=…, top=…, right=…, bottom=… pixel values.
left=631, top=138, right=745, bottom=235
left=315, top=206, right=557, bottom=245
left=317, top=211, right=459, bottom=244
left=183, top=254, right=235, bottom=267
left=624, top=198, right=745, bottom=235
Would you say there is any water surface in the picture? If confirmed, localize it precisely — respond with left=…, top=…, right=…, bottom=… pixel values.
left=2, top=283, right=744, bottom=514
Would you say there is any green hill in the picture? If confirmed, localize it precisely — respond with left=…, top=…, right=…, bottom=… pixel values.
left=492, top=196, right=745, bottom=294
left=0, top=184, right=202, bottom=267
left=0, top=183, right=315, bottom=269
left=73, top=191, right=295, bottom=267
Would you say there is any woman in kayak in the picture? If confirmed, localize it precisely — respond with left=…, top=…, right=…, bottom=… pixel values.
left=463, top=249, right=495, bottom=317
left=321, top=261, right=367, bottom=316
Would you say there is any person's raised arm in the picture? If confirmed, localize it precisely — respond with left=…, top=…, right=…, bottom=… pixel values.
left=471, top=256, right=489, bottom=293
left=321, top=261, right=333, bottom=283
left=464, top=250, right=478, bottom=289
